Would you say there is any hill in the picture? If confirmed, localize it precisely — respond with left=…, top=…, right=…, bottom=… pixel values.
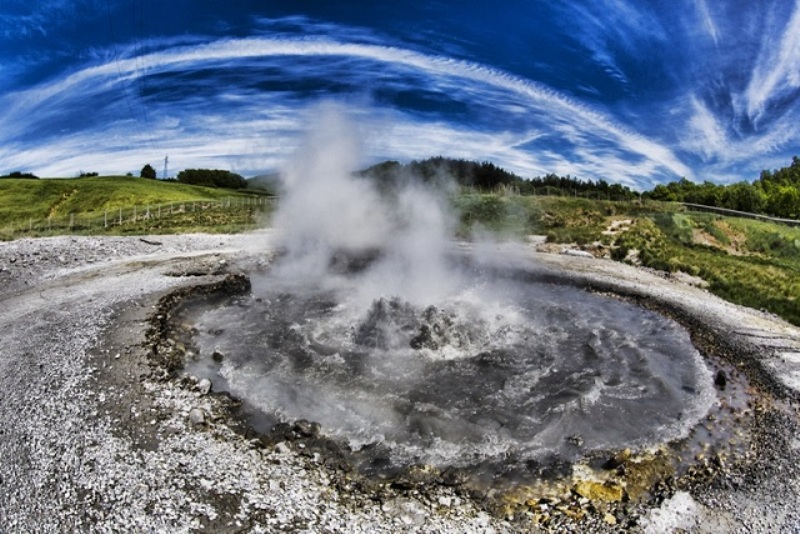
left=246, top=173, right=281, bottom=194
left=0, top=176, right=272, bottom=239
left=0, top=176, right=258, bottom=222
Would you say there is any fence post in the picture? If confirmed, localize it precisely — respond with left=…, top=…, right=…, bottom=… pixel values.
left=70, top=213, right=74, bottom=229
left=104, top=210, right=108, bottom=228
left=118, top=207, right=122, bottom=225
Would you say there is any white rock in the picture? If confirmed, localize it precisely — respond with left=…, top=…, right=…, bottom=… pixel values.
left=563, top=248, right=594, bottom=258
left=197, top=378, right=212, bottom=395
left=188, top=408, right=206, bottom=425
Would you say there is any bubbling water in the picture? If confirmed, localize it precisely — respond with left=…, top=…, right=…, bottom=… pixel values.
left=185, top=259, right=715, bottom=470
left=183, top=103, right=715, bottom=476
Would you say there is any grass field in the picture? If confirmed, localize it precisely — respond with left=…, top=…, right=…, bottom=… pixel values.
left=457, top=194, right=800, bottom=326
left=0, top=176, right=272, bottom=238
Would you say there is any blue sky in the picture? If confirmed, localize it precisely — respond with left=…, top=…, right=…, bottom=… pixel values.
left=2, top=0, right=800, bottom=188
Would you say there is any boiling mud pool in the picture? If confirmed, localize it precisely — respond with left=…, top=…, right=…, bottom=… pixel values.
left=185, top=264, right=715, bottom=472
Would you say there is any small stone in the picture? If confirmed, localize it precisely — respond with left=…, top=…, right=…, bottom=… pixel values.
left=197, top=378, right=212, bottom=395
left=574, top=480, right=624, bottom=502
left=188, top=408, right=206, bottom=425
left=438, top=496, right=452, bottom=507
left=294, top=419, right=320, bottom=437
left=275, top=442, right=291, bottom=454
left=604, top=513, right=617, bottom=525
left=566, top=435, right=584, bottom=447
left=603, top=448, right=632, bottom=470
left=714, top=370, right=728, bottom=390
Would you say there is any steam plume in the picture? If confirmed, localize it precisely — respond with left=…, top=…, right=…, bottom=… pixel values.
left=271, top=102, right=460, bottom=304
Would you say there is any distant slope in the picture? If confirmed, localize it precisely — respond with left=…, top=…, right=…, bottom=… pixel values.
left=246, top=173, right=281, bottom=194
left=0, top=176, right=257, bottom=222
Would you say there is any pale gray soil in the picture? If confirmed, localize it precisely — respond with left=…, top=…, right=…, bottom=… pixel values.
left=0, top=233, right=798, bottom=532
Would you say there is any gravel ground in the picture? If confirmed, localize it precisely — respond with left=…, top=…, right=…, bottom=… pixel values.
left=1, top=233, right=799, bottom=532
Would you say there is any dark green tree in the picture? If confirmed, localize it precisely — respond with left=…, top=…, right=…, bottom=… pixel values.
left=140, top=164, right=157, bottom=179
left=176, top=169, right=247, bottom=189
left=0, top=171, right=38, bottom=179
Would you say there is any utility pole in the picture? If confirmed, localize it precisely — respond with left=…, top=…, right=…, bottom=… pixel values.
left=163, top=155, right=169, bottom=180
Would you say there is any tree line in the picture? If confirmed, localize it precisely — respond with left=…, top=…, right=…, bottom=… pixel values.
left=363, top=156, right=800, bottom=219
left=360, top=157, right=637, bottom=201
left=5, top=155, right=800, bottom=219
left=137, top=164, right=247, bottom=190
left=645, top=156, right=800, bottom=219
left=0, top=171, right=39, bottom=179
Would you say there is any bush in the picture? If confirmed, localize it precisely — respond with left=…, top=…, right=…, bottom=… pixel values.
left=1, top=171, right=39, bottom=179
left=140, top=164, right=157, bottom=179
left=177, top=169, right=247, bottom=189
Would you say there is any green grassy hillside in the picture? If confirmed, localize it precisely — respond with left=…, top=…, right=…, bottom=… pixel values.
left=457, top=194, right=800, bottom=326
left=0, top=176, right=273, bottom=239
left=0, top=176, right=256, bottom=221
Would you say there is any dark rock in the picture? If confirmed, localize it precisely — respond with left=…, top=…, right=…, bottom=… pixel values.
left=410, top=324, right=436, bottom=350
left=566, top=435, right=584, bottom=448
left=603, top=448, right=631, bottom=470
left=294, top=419, right=321, bottom=437
left=354, top=297, right=417, bottom=350
left=438, top=467, right=467, bottom=487
left=715, top=369, right=728, bottom=390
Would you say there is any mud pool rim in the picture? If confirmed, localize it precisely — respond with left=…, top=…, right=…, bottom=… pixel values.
left=143, top=268, right=781, bottom=524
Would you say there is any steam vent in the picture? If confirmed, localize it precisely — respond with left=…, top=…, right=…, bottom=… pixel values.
left=150, top=239, right=792, bottom=530
left=145, top=108, right=800, bottom=530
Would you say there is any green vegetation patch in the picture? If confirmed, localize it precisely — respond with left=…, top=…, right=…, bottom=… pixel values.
left=615, top=212, right=800, bottom=325
left=0, top=176, right=272, bottom=240
left=0, top=176, right=259, bottom=223
left=454, top=194, right=799, bottom=326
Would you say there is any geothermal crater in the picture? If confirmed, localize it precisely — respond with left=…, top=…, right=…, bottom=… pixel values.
left=170, top=254, right=723, bottom=487
left=158, top=107, right=751, bottom=495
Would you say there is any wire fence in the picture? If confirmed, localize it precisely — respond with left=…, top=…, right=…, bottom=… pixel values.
left=682, top=203, right=800, bottom=227
left=3, top=196, right=277, bottom=238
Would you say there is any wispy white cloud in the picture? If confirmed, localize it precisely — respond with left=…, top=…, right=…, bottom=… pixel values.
left=683, top=96, right=728, bottom=161
left=745, top=0, right=800, bottom=123
left=0, top=0, right=107, bottom=39
left=0, top=35, right=692, bottom=184
left=694, top=0, right=720, bottom=45
left=561, top=0, right=667, bottom=88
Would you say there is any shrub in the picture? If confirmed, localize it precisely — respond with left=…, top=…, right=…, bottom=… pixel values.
left=177, top=169, right=247, bottom=189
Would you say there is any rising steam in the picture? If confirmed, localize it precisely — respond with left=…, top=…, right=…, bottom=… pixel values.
left=270, top=102, right=460, bottom=305
left=185, top=102, right=716, bottom=472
